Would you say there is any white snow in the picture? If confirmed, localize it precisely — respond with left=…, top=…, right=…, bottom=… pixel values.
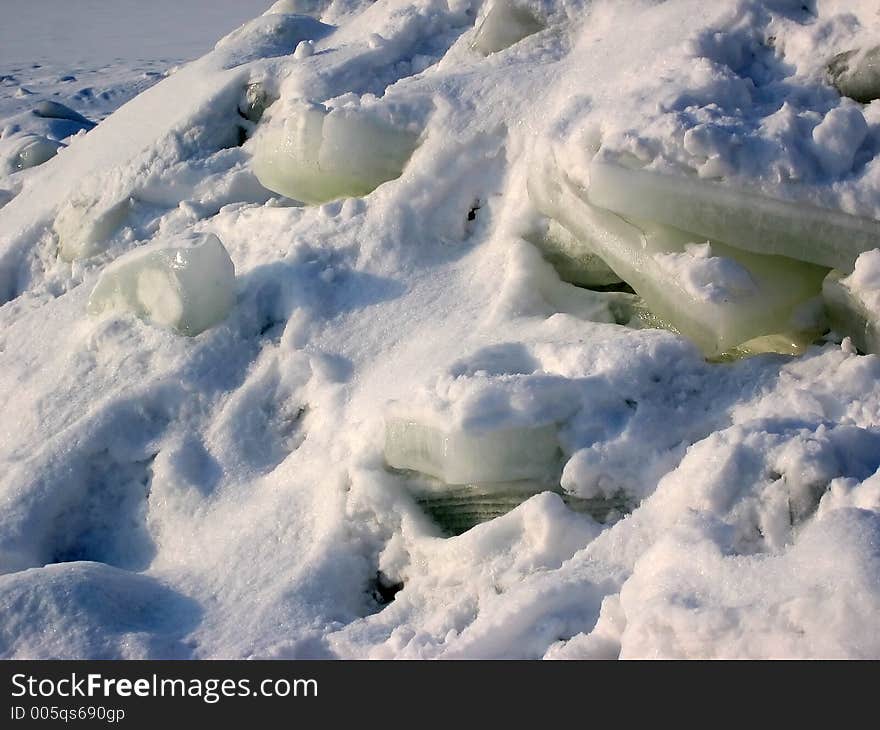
left=1, top=0, right=880, bottom=660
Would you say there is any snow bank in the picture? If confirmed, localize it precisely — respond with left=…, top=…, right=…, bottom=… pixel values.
left=1, top=0, right=880, bottom=660
left=87, top=233, right=236, bottom=336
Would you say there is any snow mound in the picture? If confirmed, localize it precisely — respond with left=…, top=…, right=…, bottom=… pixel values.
left=87, top=233, right=236, bottom=336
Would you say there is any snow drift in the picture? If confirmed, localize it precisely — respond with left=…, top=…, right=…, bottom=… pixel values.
left=1, top=0, right=880, bottom=659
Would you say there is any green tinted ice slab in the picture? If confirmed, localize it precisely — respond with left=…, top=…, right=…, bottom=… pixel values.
left=529, top=154, right=826, bottom=356
left=252, top=103, right=419, bottom=204
left=588, top=159, right=880, bottom=272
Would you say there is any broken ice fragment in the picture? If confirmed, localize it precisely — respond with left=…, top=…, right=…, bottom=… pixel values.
left=822, top=250, right=880, bottom=354
left=11, top=135, right=62, bottom=171
left=529, top=153, right=827, bottom=356
left=55, top=196, right=132, bottom=261
left=33, top=100, right=95, bottom=128
left=263, top=0, right=328, bottom=16
left=239, top=82, right=276, bottom=123
left=472, top=0, right=545, bottom=56
left=87, top=233, right=235, bottom=336
left=588, top=158, right=880, bottom=272
left=384, top=417, right=561, bottom=485
left=527, top=218, right=623, bottom=288
left=252, top=103, right=419, bottom=204
left=408, top=478, right=630, bottom=536
left=828, top=46, right=880, bottom=104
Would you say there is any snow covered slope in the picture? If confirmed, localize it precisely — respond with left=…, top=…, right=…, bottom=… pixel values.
left=1, top=0, right=880, bottom=659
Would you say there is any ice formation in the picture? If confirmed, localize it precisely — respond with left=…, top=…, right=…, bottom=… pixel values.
left=529, top=153, right=827, bottom=356
left=55, top=196, right=133, bottom=261
left=87, top=233, right=235, bottom=336
left=252, top=102, right=420, bottom=204
left=526, top=218, right=623, bottom=288
left=472, top=1, right=545, bottom=56
left=823, top=249, right=880, bottom=355
left=33, top=100, right=95, bottom=129
left=587, top=159, right=880, bottom=273
left=239, top=82, right=277, bottom=123
left=828, top=46, right=880, bottom=104
left=384, top=417, right=561, bottom=485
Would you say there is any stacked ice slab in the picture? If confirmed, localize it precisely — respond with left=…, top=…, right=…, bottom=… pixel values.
left=528, top=150, right=880, bottom=357
left=87, top=233, right=235, bottom=336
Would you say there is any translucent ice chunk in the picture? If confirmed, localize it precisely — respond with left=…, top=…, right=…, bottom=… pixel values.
left=252, top=103, right=419, bottom=204
left=264, top=0, right=328, bottom=16
left=472, top=0, right=544, bottom=56
left=12, top=135, right=62, bottom=171
left=33, top=100, right=95, bottom=128
left=384, top=417, right=561, bottom=485
left=529, top=154, right=827, bottom=355
left=828, top=46, right=880, bottom=104
left=55, top=196, right=132, bottom=261
left=823, top=251, right=880, bottom=354
left=239, top=82, right=276, bottom=123
left=526, top=218, right=623, bottom=288
left=87, top=233, right=235, bottom=336
left=587, top=159, right=880, bottom=272
left=407, top=478, right=631, bottom=536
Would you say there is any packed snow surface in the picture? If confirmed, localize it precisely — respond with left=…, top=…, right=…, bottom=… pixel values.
left=2, top=0, right=880, bottom=659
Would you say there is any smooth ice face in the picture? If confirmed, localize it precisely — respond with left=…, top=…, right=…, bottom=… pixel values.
left=252, top=103, right=419, bottom=204
left=823, top=250, right=880, bottom=354
left=828, top=46, right=880, bottom=104
left=472, top=1, right=544, bottom=56
left=239, top=82, right=277, bottom=124
left=55, top=197, right=132, bottom=261
left=526, top=218, right=623, bottom=288
left=11, top=135, right=62, bottom=172
left=87, top=233, right=235, bottom=336
left=384, top=417, right=561, bottom=485
left=529, top=154, right=827, bottom=356
left=33, top=100, right=95, bottom=129
left=408, top=479, right=629, bottom=536
left=587, top=159, right=880, bottom=272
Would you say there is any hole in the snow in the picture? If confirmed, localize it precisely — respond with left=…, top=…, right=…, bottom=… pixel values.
left=370, top=571, right=404, bottom=606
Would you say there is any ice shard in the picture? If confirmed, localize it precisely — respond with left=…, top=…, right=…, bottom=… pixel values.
left=828, top=46, right=880, bottom=104
left=55, top=196, right=132, bottom=261
left=472, top=1, right=544, bottom=56
left=823, top=250, right=880, bottom=355
left=252, top=102, right=419, bottom=204
left=384, top=417, right=561, bottom=485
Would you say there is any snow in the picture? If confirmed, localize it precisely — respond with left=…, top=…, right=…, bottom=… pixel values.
left=1, top=0, right=880, bottom=660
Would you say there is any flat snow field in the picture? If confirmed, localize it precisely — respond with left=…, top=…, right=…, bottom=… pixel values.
left=1, top=0, right=880, bottom=659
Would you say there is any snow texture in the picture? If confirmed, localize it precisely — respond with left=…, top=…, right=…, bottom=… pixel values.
left=1, top=0, right=880, bottom=660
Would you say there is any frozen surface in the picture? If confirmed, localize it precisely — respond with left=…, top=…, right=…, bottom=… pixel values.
left=87, top=233, right=236, bottom=336
left=1, top=0, right=880, bottom=660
